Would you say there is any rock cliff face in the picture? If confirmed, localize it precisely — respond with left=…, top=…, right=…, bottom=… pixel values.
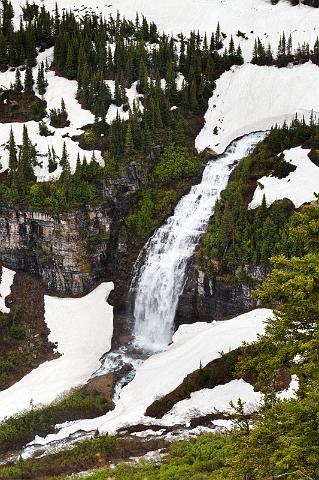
left=0, top=158, right=152, bottom=296
left=0, top=203, right=113, bottom=295
left=175, top=262, right=268, bottom=327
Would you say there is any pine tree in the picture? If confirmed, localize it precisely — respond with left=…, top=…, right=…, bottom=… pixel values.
left=138, top=58, right=148, bottom=94
left=165, top=60, right=177, bottom=101
left=24, top=61, right=34, bottom=93
left=65, top=44, right=75, bottom=79
left=7, top=127, right=17, bottom=173
left=215, top=22, right=222, bottom=50
left=1, top=0, right=14, bottom=37
left=114, top=75, right=122, bottom=107
left=17, top=125, right=35, bottom=193
left=60, top=141, right=68, bottom=169
left=74, top=153, right=81, bottom=180
left=47, top=146, right=57, bottom=173
left=14, top=68, right=23, bottom=92
left=124, top=122, right=134, bottom=159
left=0, top=31, right=7, bottom=69
left=37, top=62, right=47, bottom=95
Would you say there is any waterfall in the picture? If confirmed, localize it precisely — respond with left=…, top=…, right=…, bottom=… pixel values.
left=130, top=132, right=266, bottom=352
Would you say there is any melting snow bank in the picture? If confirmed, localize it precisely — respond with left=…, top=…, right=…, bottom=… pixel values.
left=196, top=63, right=319, bottom=155
left=29, top=309, right=271, bottom=447
left=249, top=147, right=319, bottom=209
left=0, top=283, right=114, bottom=422
left=0, top=267, right=15, bottom=314
left=162, top=380, right=263, bottom=425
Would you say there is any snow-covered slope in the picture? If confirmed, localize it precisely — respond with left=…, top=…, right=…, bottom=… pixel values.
left=30, top=309, right=271, bottom=446
left=10, top=0, right=319, bottom=61
left=249, top=147, right=319, bottom=208
left=196, top=63, right=319, bottom=154
left=0, top=267, right=15, bottom=314
left=162, top=380, right=263, bottom=425
left=0, top=282, right=114, bottom=422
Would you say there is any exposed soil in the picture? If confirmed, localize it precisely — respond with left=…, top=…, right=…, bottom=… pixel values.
left=0, top=268, right=57, bottom=391
left=308, top=148, right=319, bottom=167
left=85, top=374, right=116, bottom=407
left=0, top=89, right=46, bottom=123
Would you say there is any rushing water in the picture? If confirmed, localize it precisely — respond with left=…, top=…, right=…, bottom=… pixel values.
left=130, top=132, right=266, bottom=352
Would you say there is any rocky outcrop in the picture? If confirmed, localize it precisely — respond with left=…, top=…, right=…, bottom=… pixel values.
left=0, top=156, right=154, bottom=296
left=175, top=262, right=268, bottom=327
left=0, top=203, right=113, bottom=295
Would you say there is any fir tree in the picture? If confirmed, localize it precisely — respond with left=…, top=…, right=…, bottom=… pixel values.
left=24, top=61, right=34, bottom=93
left=17, top=125, right=35, bottom=193
left=60, top=141, right=68, bottom=169
left=7, top=127, right=17, bottom=173
left=47, top=146, right=57, bottom=173
left=37, top=62, right=47, bottom=95
left=124, top=122, right=134, bottom=159
left=0, top=31, right=7, bottom=69
left=14, top=68, right=23, bottom=92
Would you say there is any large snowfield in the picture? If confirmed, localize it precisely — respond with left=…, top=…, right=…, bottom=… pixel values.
left=30, top=309, right=271, bottom=446
left=0, top=276, right=114, bottom=422
left=196, top=63, right=319, bottom=154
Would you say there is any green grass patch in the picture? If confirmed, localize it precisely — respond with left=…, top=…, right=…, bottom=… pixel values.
left=0, top=389, right=112, bottom=454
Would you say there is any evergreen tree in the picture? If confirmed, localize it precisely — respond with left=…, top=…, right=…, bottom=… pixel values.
left=1, top=0, right=14, bottom=37
left=0, top=31, right=7, bottom=69
left=24, top=61, right=34, bottom=93
left=17, top=125, right=35, bottom=193
left=14, top=68, right=23, bottom=92
left=65, top=44, right=75, bottom=79
left=7, top=127, right=17, bottom=173
left=124, top=122, right=134, bottom=159
left=60, top=141, right=68, bottom=169
left=37, top=62, right=47, bottom=95
left=47, top=146, right=57, bottom=173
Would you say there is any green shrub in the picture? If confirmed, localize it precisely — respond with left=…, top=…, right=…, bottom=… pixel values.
left=10, top=324, right=26, bottom=340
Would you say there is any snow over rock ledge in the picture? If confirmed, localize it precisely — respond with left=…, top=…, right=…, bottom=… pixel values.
left=196, top=63, right=319, bottom=155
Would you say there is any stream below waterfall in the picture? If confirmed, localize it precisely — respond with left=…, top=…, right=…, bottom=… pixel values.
left=7, top=132, right=266, bottom=461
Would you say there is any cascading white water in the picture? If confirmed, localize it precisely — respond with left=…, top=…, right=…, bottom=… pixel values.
left=131, top=132, right=266, bottom=352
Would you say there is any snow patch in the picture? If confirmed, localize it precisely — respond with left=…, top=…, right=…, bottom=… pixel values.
left=162, top=379, right=263, bottom=424
left=0, top=282, right=114, bottom=421
left=249, top=146, right=319, bottom=208
left=0, top=267, right=15, bottom=314
left=278, top=375, right=299, bottom=400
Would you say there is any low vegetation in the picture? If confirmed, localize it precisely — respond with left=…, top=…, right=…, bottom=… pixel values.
left=0, top=388, right=112, bottom=454
left=121, top=144, right=205, bottom=240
